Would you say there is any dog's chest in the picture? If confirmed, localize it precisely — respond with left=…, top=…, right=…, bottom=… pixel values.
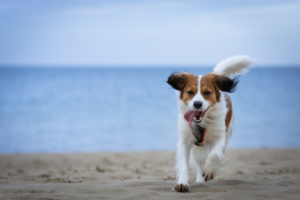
left=202, top=130, right=222, bottom=144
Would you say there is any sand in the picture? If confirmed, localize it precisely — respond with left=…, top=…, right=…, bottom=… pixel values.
left=0, top=149, right=300, bottom=200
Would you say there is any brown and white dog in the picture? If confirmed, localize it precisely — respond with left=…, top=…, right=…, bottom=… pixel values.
left=167, top=55, right=254, bottom=192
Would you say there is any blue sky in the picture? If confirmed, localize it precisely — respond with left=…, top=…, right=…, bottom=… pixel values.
left=0, top=0, right=300, bottom=66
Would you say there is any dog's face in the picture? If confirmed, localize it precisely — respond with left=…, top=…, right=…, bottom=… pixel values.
left=167, top=72, right=238, bottom=111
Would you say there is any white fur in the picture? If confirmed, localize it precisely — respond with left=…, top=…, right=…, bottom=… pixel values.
left=175, top=87, right=229, bottom=189
left=213, top=55, right=254, bottom=77
left=187, top=76, right=210, bottom=112
left=173, top=56, right=253, bottom=192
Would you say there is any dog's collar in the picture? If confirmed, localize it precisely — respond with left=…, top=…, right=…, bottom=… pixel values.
left=184, top=107, right=210, bottom=146
left=189, top=121, right=207, bottom=146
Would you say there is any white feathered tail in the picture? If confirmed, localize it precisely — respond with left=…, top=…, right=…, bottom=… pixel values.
left=213, top=55, right=254, bottom=77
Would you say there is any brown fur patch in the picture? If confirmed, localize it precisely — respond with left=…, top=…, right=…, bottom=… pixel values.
left=167, top=72, right=195, bottom=101
left=167, top=73, right=191, bottom=90
left=200, top=73, right=221, bottom=106
left=180, top=75, right=198, bottom=104
left=201, top=73, right=233, bottom=131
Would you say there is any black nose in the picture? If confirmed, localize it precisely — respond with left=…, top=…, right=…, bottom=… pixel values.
left=193, top=101, right=203, bottom=109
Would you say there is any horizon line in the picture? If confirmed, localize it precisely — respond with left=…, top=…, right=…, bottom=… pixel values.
left=0, top=64, right=300, bottom=68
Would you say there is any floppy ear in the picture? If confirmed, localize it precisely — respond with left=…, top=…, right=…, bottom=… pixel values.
left=167, top=72, right=191, bottom=90
left=214, top=75, right=240, bottom=93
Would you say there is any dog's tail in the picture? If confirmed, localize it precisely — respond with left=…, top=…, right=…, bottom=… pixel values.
left=213, top=55, right=254, bottom=77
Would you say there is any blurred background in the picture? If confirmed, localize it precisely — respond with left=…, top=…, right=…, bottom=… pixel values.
left=0, top=0, right=299, bottom=153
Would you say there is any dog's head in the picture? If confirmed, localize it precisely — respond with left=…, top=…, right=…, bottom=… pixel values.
left=167, top=72, right=239, bottom=112
left=167, top=55, right=254, bottom=114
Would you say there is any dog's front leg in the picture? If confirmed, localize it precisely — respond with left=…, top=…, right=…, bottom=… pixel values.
left=202, top=134, right=225, bottom=182
left=174, top=139, right=193, bottom=192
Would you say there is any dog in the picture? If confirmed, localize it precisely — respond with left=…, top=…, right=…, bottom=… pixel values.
left=167, top=55, right=254, bottom=192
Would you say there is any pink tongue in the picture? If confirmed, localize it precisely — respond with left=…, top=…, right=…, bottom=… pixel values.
left=184, top=110, right=201, bottom=123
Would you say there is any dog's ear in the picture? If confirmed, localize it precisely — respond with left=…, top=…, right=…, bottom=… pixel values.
left=214, top=75, right=240, bottom=93
left=167, top=72, right=191, bottom=90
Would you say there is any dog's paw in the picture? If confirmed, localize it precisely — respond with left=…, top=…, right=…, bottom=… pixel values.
left=202, top=170, right=215, bottom=182
left=174, top=183, right=189, bottom=192
left=202, top=165, right=218, bottom=182
left=202, top=160, right=220, bottom=182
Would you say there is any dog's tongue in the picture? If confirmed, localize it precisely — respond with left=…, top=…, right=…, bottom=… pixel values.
left=184, top=110, right=202, bottom=123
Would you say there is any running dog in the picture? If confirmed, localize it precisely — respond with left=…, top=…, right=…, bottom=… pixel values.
left=167, top=55, right=254, bottom=192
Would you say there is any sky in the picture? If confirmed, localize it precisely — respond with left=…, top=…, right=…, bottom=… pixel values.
left=0, top=0, right=300, bottom=66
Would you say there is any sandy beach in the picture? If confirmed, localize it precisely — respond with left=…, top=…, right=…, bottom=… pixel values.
left=0, top=149, right=300, bottom=199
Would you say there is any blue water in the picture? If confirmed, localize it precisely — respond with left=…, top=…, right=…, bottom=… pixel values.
left=0, top=67, right=299, bottom=153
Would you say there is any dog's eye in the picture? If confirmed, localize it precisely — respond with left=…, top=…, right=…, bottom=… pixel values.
left=204, top=91, right=211, bottom=95
left=188, top=91, right=194, bottom=95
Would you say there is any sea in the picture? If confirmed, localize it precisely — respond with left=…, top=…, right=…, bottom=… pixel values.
left=0, top=67, right=299, bottom=153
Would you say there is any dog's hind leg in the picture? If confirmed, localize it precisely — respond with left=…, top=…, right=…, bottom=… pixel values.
left=202, top=134, right=226, bottom=182
left=191, top=146, right=208, bottom=183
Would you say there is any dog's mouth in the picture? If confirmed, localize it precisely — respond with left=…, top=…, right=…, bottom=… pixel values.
left=184, top=108, right=209, bottom=124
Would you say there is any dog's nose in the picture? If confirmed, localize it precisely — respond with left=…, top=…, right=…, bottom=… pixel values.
left=193, top=101, right=203, bottom=109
